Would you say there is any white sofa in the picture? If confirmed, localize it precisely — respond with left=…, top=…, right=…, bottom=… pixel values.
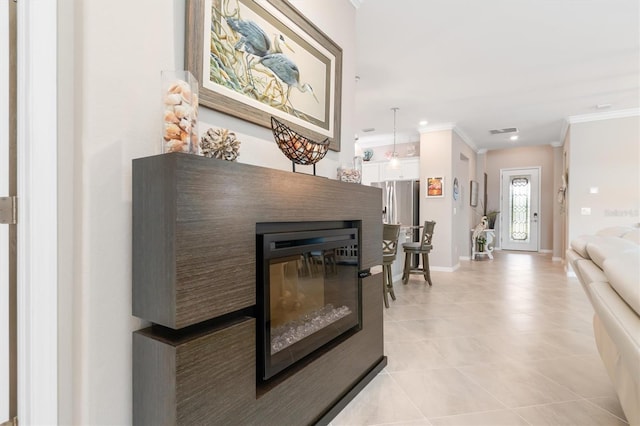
left=567, top=225, right=640, bottom=425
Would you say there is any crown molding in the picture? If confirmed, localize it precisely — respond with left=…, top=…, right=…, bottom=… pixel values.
left=453, top=126, right=477, bottom=152
left=561, top=107, right=639, bottom=142
left=418, top=122, right=456, bottom=133
left=477, top=149, right=488, bottom=155
left=559, top=118, right=570, bottom=144
left=568, top=107, right=640, bottom=124
left=416, top=122, right=478, bottom=152
left=350, top=0, right=363, bottom=9
left=550, top=141, right=563, bottom=148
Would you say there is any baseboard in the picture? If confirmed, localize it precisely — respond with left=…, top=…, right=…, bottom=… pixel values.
left=430, top=266, right=457, bottom=273
left=539, top=249, right=552, bottom=254
left=552, top=256, right=562, bottom=262
left=459, top=256, right=470, bottom=261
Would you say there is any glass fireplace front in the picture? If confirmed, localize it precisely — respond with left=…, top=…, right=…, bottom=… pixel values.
left=256, top=222, right=361, bottom=381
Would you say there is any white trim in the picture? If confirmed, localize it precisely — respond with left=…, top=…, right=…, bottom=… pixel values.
left=568, top=107, right=640, bottom=124
left=459, top=256, right=471, bottom=261
left=17, top=0, right=58, bottom=424
left=419, top=122, right=455, bottom=133
left=0, top=2, right=10, bottom=422
left=453, top=126, right=477, bottom=152
left=552, top=256, right=562, bottom=262
left=431, top=265, right=457, bottom=272
left=549, top=141, right=562, bottom=148
left=349, top=0, right=363, bottom=8
left=559, top=118, right=569, bottom=144
left=539, top=249, right=552, bottom=254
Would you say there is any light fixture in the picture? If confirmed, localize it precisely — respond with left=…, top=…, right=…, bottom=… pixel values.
left=510, top=135, right=519, bottom=141
left=390, top=107, right=400, bottom=169
left=419, top=120, right=428, bottom=126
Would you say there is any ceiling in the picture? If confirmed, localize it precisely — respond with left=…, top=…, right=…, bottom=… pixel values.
left=354, top=0, right=640, bottom=151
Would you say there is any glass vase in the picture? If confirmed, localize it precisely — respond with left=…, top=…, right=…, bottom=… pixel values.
left=161, top=70, right=199, bottom=154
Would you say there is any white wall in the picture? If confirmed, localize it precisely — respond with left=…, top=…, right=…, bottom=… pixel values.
left=418, top=128, right=477, bottom=269
left=567, top=115, right=640, bottom=242
left=57, top=0, right=357, bottom=423
left=419, top=129, right=453, bottom=269
left=452, top=131, right=477, bottom=262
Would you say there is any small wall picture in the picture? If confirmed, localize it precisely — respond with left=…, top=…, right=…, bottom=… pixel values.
left=427, top=177, right=444, bottom=197
left=470, top=180, right=479, bottom=207
left=452, top=177, right=459, bottom=200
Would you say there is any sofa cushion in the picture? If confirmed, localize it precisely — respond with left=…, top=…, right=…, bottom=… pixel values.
left=604, top=251, right=640, bottom=316
left=570, top=235, right=600, bottom=259
left=622, top=228, right=640, bottom=245
left=566, top=249, right=588, bottom=283
left=576, top=259, right=608, bottom=285
left=586, top=237, right=638, bottom=270
left=570, top=257, right=606, bottom=304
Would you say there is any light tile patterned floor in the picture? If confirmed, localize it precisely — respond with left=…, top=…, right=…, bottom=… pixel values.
left=331, top=251, right=628, bottom=426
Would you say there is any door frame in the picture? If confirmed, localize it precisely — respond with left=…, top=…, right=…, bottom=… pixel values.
left=1, top=1, right=11, bottom=422
left=499, top=167, right=541, bottom=252
left=16, top=0, right=59, bottom=423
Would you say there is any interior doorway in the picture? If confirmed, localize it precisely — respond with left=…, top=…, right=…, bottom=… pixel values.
left=500, top=167, right=540, bottom=251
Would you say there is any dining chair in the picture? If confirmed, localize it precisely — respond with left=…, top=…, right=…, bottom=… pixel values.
left=382, top=223, right=401, bottom=308
left=401, top=220, right=435, bottom=286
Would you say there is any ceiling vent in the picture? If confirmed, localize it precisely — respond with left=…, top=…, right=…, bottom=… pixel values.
left=489, top=127, right=518, bottom=135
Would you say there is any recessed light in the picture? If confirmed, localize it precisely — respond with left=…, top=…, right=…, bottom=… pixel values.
left=510, top=135, right=519, bottom=141
left=419, top=120, right=428, bottom=126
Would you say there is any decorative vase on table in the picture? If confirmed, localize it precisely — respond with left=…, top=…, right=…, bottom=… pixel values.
left=161, top=70, right=199, bottom=154
left=337, top=156, right=363, bottom=183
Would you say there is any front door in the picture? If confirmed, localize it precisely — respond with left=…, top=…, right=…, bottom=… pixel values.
left=1, top=1, right=17, bottom=424
left=500, top=167, right=540, bottom=251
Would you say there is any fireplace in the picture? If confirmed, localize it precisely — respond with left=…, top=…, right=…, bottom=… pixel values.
left=256, top=221, right=362, bottom=381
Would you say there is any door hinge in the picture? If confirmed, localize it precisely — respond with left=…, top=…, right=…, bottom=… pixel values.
left=0, top=196, right=17, bottom=224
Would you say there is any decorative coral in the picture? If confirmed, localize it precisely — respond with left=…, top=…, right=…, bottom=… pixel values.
left=200, top=128, right=241, bottom=161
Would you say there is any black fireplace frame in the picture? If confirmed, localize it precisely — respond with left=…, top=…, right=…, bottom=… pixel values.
left=256, top=221, right=362, bottom=382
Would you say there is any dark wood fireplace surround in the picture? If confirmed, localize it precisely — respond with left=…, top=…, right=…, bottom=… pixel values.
left=132, top=153, right=385, bottom=425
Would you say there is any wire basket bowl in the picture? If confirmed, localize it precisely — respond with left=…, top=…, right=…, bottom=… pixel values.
left=270, top=117, right=330, bottom=165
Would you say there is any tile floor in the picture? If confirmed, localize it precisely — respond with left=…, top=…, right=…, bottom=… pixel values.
left=331, top=251, right=629, bottom=426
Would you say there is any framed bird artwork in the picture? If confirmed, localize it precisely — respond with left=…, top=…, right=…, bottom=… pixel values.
left=186, top=0, right=344, bottom=151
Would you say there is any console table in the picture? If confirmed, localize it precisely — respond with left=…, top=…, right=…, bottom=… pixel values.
left=471, top=229, right=495, bottom=260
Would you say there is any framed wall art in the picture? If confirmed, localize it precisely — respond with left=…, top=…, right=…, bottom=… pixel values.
left=426, top=177, right=444, bottom=198
left=452, top=177, right=459, bottom=200
left=470, top=180, right=478, bottom=207
left=186, top=0, right=343, bottom=151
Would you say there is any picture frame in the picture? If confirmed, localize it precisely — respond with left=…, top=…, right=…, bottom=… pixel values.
left=470, top=180, right=479, bottom=207
left=186, top=0, right=343, bottom=151
left=426, top=177, right=444, bottom=198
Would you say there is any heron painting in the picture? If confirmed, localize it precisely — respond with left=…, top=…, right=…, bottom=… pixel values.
left=186, top=0, right=343, bottom=151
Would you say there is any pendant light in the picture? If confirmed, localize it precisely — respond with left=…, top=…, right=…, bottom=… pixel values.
left=389, top=107, right=400, bottom=169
